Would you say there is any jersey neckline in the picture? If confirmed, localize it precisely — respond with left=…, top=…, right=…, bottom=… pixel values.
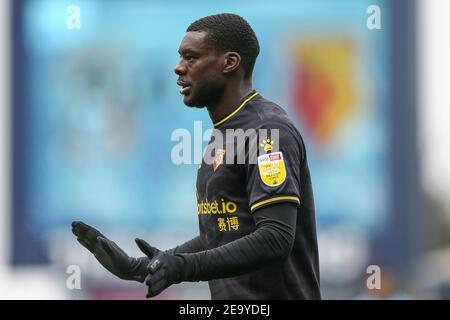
left=213, top=90, right=259, bottom=127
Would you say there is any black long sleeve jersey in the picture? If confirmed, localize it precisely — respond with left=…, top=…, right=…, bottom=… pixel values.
left=183, top=91, right=321, bottom=299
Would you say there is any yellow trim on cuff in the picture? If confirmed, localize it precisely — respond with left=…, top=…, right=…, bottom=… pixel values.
left=213, top=92, right=259, bottom=127
left=250, top=196, right=300, bottom=212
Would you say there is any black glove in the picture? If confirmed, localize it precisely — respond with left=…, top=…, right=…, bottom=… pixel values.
left=71, top=221, right=148, bottom=282
left=135, top=238, right=185, bottom=298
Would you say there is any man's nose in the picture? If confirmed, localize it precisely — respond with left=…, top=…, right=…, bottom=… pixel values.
left=174, top=60, right=186, bottom=76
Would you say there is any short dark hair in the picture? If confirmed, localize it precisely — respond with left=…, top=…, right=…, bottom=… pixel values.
left=187, top=13, right=260, bottom=78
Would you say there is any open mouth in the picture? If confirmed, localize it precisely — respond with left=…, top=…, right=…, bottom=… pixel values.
left=177, top=80, right=191, bottom=95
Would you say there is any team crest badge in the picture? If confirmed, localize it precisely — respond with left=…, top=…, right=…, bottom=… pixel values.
left=257, top=152, right=286, bottom=186
left=260, top=138, right=274, bottom=152
left=213, top=149, right=226, bottom=172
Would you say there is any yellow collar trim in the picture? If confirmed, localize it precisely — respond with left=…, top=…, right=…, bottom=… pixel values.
left=213, top=92, right=259, bottom=127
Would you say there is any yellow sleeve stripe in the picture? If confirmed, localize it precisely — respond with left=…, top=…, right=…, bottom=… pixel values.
left=250, top=196, right=300, bottom=212
left=214, top=92, right=259, bottom=127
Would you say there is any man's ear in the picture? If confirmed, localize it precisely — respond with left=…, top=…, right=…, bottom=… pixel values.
left=223, top=52, right=241, bottom=74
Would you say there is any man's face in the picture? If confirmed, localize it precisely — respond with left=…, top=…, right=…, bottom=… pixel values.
left=174, top=31, right=225, bottom=107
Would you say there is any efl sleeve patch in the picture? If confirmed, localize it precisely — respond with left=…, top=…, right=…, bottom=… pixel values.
left=257, top=151, right=287, bottom=187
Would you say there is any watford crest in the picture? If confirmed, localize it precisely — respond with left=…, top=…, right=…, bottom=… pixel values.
left=213, top=149, right=226, bottom=172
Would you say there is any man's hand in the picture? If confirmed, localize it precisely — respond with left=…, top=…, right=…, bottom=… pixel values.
left=135, top=238, right=185, bottom=298
left=71, top=221, right=147, bottom=282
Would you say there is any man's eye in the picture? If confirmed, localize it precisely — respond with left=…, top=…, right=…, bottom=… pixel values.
left=185, top=56, right=196, bottom=62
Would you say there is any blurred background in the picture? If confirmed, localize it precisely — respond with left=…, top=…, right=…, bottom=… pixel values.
left=0, top=0, right=449, bottom=299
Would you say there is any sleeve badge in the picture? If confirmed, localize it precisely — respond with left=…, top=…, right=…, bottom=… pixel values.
left=257, top=151, right=287, bottom=187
